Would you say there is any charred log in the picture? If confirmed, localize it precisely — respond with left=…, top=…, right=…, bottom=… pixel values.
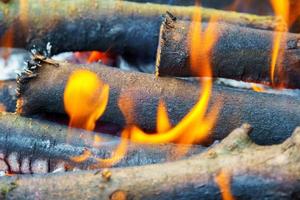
left=2, top=125, right=300, bottom=199
left=156, top=15, right=300, bottom=88
left=0, top=0, right=286, bottom=60
left=0, top=112, right=203, bottom=173
left=16, top=56, right=300, bottom=145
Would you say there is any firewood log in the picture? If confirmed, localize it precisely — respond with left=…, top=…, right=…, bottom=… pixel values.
left=2, top=125, right=300, bottom=200
left=0, top=0, right=286, bottom=60
left=16, top=55, right=300, bottom=145
left=156, top=14, right=300, bottom=88
left=0, top=112, right=204, bottom=173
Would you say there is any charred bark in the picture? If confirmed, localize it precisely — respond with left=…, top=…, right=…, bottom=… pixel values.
left=0, top=112, right=203, bottom=173
left=2, top=125, right=300, bottom=200
left=156, top=15, right=300, bottom=88
left=0, top=0, right=286, bottom=61
left=16, top=56, right=300, bottom=145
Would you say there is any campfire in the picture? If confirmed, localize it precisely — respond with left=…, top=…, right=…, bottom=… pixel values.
left=0, top=0, right=300, bottom=199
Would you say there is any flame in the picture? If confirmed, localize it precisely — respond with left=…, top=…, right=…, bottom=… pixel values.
left=64, top=69, right=109, bottom=131
left=120, top=5, right=219, bottom=157
left=70, top=148, right=92, bottom=163
left=64, top=69, right=129, bottom=167
left=19, top=0, right=29, bottom=26
left=251, top=83, right=266, bottom=93
left=270, top=0, right=289, bottom=87
left=0, top=104, right=6, bottom=113
left=0, top=28, right=13, bottom=60
left=74, top=51, right=113, bottom=65
left=215, top=170, right=235, bottom=200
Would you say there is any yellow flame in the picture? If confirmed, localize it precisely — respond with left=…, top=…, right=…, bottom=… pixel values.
left=120, top=5, right=219, bottom=157
left=251, top=83, right=266, bottom=93
left=64, top=69, right=130, bottom=168
left=215, top=170, right=235, bottom=200
left=70, top=149, right=92, bottom=163
left=64, top=69, right=109, bottom=131
left=270, top=0, right=289, bottom=87
left=156, top=100, right=172, bottom=133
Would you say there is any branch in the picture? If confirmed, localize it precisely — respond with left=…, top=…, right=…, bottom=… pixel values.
left=156, top=14, right=300, bottom=88
left=2, top=125, right=300, bottom=199
left=16, top=56, right=300, bottom=145
left=0, top=112, right=204, bottom=173
left=0, top=0, right=286, bottom=58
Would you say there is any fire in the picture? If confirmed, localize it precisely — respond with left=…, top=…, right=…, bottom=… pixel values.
left=64, top=69, right=129, bottom=167
left=0, top=28, right=14, bottom=60
left=64, top=69, right=109, bottom=131
left=251, top=83, right=266, bottom=93
left=215, top=170, right=235, bottom=200
left=121, top=5, right=220, bottom=157
left=270, top=0, right=289, bottom=87
left=74, top=51, right=114, bottom=65
left=70, top=148, right=92, bottom=163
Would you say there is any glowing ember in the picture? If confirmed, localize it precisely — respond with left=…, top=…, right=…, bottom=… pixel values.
left=74, top=51, right=114, bottom=65
left=270, top=0, right=289, bottom=87
left=64, top=69, right=109, bottom=131
left=215, top=170, right=235, bottom=200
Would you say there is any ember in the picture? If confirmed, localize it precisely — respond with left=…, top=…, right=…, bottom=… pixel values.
left=1, top=0, right=300, bottom=199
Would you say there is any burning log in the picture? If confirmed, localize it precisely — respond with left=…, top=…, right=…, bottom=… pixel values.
left=16, top=56, right=300, bottom=145
left=2, top=125, right=300, bottom=199
left=0, top=112, right=203, bottom=173
left=0, top=0, right=286, bottom=59
left=156, top=15, right=300, bottom=88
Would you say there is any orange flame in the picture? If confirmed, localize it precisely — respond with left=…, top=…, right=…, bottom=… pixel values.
left=0, top=28, right=14, bottom=60
left=251, top=83, right=266, bottom=93
left=64, top=69, right=109, bottom=131
left=64, top=69, right=129, bottom=167
left=70, top=148, right=92, bottom=163
left=120, top=5, right=220, bottom=157
left=215, top=170, right=235, bottom=200
left=270, top=0, right=289, bottom=87
left=74, top=51, right=113, bottom=65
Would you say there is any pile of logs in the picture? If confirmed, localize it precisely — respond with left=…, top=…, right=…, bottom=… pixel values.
left=0, top=0, right=300, bottom=199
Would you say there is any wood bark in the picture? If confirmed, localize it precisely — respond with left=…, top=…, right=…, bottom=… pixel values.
left=0, top=0, right=286, bottom=61
left=156, top=15, right=300, bottom=88
left=16, top=56, right=300, bottom=145
left=2, top=125, right=300, bottom=200
left=0, top=112, right=203, bottom=173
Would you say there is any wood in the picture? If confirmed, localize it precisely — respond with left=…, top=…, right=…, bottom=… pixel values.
left=156, top=15, right=300, bottom=88
left=2, top=125, right=300, bottom=199
left=0, top=0, right=286, bottom=60
left=16, top=56, right=300, bottom=145
left=0, top=112, right=203, bottom=173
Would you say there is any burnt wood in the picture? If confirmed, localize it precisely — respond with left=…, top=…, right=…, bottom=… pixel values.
left=0, top=0, right=286, bottom=61
left=2, top=125, right=300, bottom=200
left=16, top=56, right=300, bottom=145
left=0, top=112, right=204, bottom=173
left=156, top=15, right=300, bottom=88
